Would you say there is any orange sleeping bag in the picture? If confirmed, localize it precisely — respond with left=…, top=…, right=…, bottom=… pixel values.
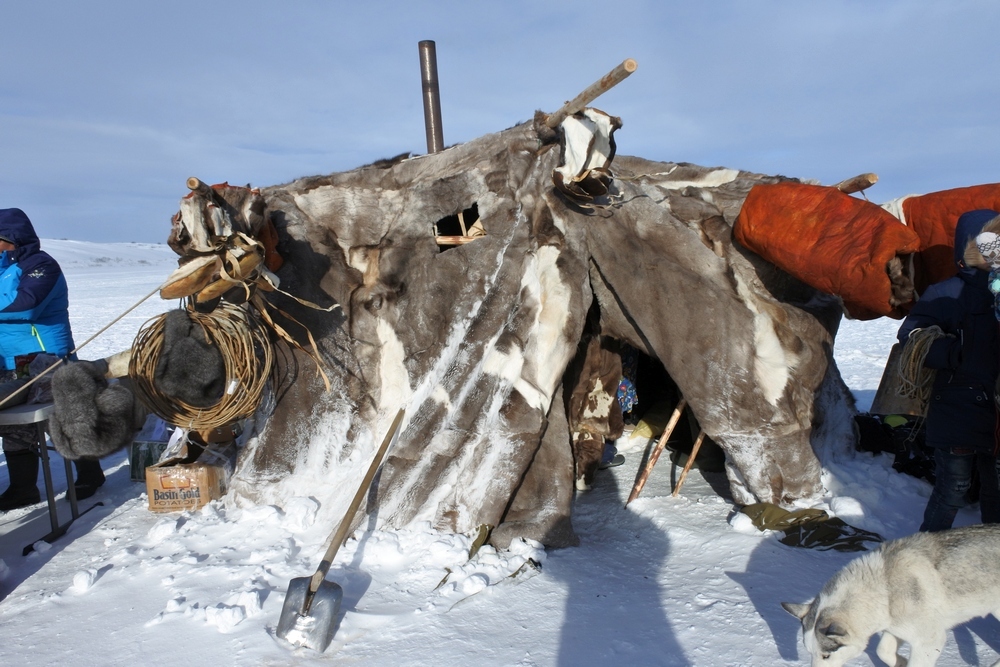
left=901, top=184, right=1000, bottom=293
left=734, top=182, right=921, bottom=320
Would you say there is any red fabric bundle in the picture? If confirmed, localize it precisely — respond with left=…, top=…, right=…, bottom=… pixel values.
left=902, top=184, right=1000, bottom=293
left=734, top=182, right=920, bottom=320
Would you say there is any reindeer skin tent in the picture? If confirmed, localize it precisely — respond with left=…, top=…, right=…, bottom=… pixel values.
left=59, top=111, right=858, bottom=549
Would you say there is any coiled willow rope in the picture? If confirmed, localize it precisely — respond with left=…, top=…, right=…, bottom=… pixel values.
left=896, top=325, right=946, bottom=415
left=129, top=302, right=273, bottom=431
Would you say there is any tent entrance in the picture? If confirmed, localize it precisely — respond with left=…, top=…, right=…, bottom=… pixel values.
left=619, top=346, right=727, bottom=476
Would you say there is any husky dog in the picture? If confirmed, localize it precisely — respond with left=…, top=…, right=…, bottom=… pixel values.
left=782, top=524, right=1000, bottom=667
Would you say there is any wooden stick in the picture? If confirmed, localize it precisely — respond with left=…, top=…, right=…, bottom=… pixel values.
left=186, top=176, right=213, bottom=196
left=672, top=430, right=706, bottom=497
left=186, top=176, right=229, bottom=209
left=833, top=173, right=878, bottom=195
left=435, top=236, right=482, bottom=246
left=545, top=58, right=638, bottom=129
left=625, top=397, right=686, bottom=506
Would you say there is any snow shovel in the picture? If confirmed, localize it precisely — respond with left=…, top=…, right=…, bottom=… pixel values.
left=276, top=408, right=405, bottom=652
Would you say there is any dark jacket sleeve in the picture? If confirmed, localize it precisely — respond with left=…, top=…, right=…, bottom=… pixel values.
left=896, top=277, right=963, bottom=370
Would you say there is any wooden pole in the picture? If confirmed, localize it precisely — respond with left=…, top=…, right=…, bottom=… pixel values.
left=186, top=176, right=212, bottom=196
left=625, top=397, right=686, bottom=506
left=833, top=173, right=878, bottom=195
left=545, top=58, right=637, bottom=129
left=672, top=430, right=706, bottom=497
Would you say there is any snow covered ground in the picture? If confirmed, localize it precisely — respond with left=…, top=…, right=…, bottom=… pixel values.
left=1, top=242, right=998, bottom=666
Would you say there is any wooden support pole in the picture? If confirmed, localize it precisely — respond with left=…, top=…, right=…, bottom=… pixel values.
left=672, top=430, right=706, bottom=497
left=626, top=397, right=686, bottom=506
left=435, top=235, right=481, bottom=246
left=833, top=173, right=878, bottom=195
left=545, top=58, right=637, bottom=129
left=186, top=176, right=228, bottom=208
left=186, top=176, right=212, bottom=195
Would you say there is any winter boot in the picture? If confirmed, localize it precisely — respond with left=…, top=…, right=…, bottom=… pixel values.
left=74, top=458, right=106, bottom=500
left=0, top=449, right=41, bottom=511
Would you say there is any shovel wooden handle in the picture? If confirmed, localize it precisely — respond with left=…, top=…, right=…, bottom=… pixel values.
left=308, top=408, right=405, bottom=595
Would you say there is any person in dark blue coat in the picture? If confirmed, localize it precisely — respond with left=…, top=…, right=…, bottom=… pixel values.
left=0, top=209, right=105, bottom=511
left=897, top=209, right=1000, bottom=531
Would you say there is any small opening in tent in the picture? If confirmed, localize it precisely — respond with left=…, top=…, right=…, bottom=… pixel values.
left=434, top=203, right=484, bottom=252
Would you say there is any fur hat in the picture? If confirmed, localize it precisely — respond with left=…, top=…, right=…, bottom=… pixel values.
left=48, top=361, right=147, bottom=459
left=153, top=309, right=225, bottom=407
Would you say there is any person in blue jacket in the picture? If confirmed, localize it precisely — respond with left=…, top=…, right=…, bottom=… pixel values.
left=897, top=209, right=1000, bottom=532
left=0, top=208, right=105, bottom=511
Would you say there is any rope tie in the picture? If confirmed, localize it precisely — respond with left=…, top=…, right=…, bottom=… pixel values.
left=129, top=302, right=273, bottom=430
left=896, top=325, right=947, bottom=415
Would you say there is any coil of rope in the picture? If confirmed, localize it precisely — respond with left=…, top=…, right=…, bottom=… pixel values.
left=896, top=325, right=947, bottom=416
left=129, top=302, right=273, bottom=431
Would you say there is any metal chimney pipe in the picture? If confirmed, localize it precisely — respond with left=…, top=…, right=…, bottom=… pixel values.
left=418, top=40, right=444, bottom=154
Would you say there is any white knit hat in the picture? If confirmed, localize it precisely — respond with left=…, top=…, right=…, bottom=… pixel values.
left=976, top=231, right=1000, bottom=269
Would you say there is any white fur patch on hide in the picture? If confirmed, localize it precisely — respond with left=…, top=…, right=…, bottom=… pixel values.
left=732, top=273, right=795, bottom=406
left=516, top=245, right=576, bottom=411
left=554, top=109, right=616, bottom=187
left=582, top=378, right=614, bottom=420
left=513, top=379, right=550, bottom=414
left=208, top=204, right=233, bottom=238
left=430, top=384, right=452, bottom=410
left=347, top=245, right=373, bottom=275
left=178, top=197, right=214, bottom=252
left=377, top=318, right=413, bottom=414
left=653, top=168, right=740, bottom=190
left=880, top=195, right=918, bottom=225
left=482, top=346, right=525, bottom=385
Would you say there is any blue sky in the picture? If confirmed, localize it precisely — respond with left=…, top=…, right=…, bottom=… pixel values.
left=3, top=1, right=999, bottom=242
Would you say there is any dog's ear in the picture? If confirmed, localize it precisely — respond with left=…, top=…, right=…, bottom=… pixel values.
left=781, top=601, right=811, bottom=620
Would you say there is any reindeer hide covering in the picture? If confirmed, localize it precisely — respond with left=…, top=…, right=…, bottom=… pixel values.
left=126, top=111, right=859, bottom=549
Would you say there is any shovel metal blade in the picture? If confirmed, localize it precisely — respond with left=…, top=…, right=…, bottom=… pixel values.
left=276, top=576, right=344, bottom=652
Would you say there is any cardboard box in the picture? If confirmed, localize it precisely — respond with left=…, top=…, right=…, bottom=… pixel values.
left=146, top=461, right=224, bottom=513
left=145, top=441, right=238, bottom=513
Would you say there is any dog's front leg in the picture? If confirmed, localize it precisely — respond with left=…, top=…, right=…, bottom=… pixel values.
left=875, top=632, right=906, bottom=667
left=905, top=633, right=946, bottom=667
